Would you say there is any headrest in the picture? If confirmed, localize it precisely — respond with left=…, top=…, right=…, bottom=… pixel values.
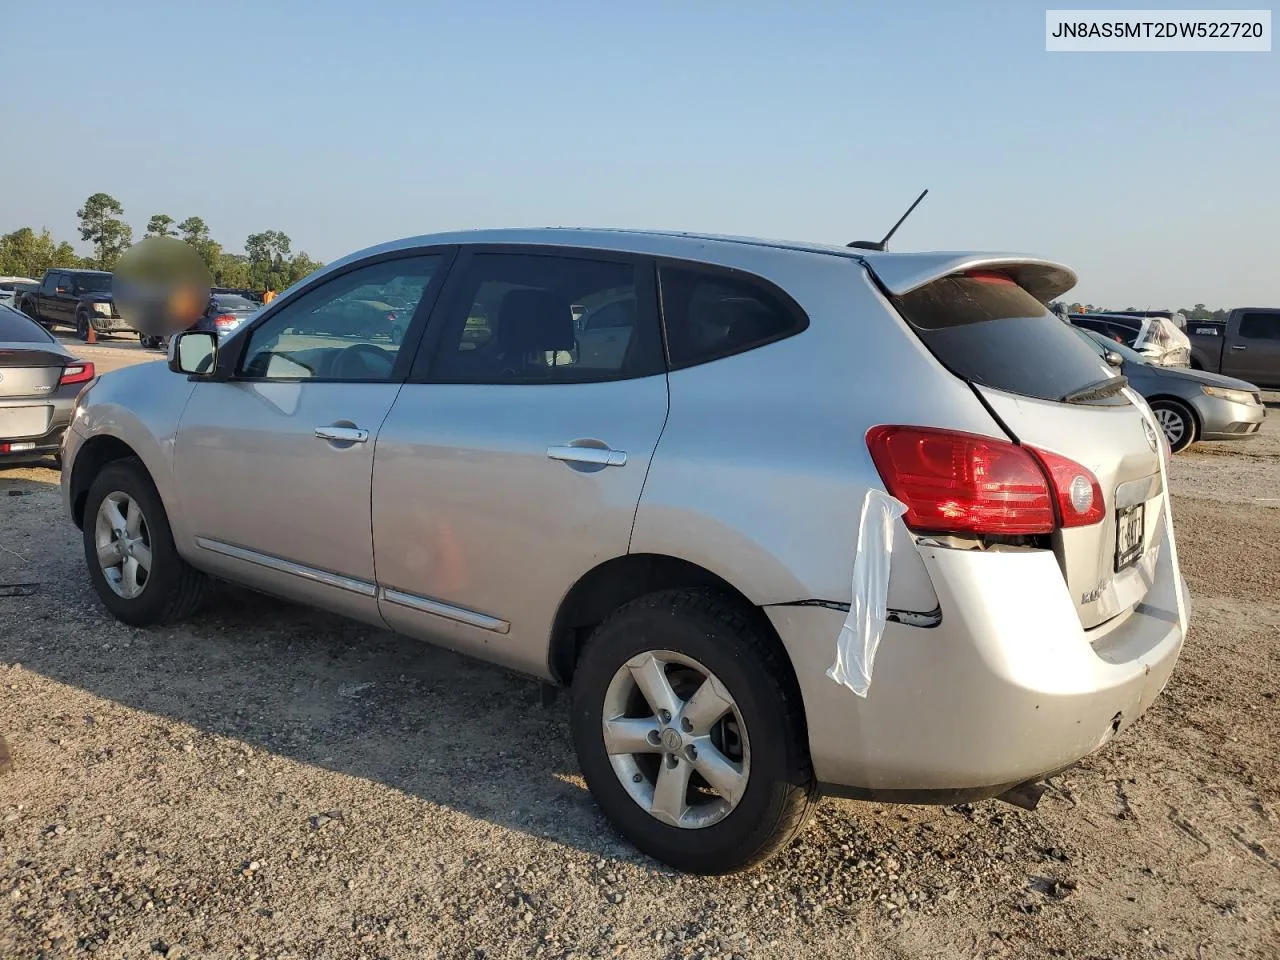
left=497, top=289, right=576, bottom=353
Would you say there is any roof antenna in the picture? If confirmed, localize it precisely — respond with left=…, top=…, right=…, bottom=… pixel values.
left=847, top=188, right=929, bottom=251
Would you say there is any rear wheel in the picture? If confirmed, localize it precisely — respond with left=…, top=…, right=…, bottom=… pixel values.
left=571, top=589, right=816, bottom=874
left=1150, top=399, right=1196, bottom=453
left=82, top=459, right=212, bottom=626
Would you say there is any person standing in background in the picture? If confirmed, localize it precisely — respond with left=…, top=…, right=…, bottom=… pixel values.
left=262, top=288, right=277, bottom=304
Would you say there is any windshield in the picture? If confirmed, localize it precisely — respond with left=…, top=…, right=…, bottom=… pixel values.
left=1075, top=327, right=1148, bottom=365
left=72, top=273, right=112, bottom=294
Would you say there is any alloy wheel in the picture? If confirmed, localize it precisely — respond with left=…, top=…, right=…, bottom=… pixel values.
left=93, top=491, right=153, bottom=600
left=1155, top=406, right=1186, bottom=446
left=601, top=650, right=750, bottom=829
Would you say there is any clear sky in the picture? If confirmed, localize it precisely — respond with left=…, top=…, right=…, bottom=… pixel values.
left=2, top=1, right=1276, bottom=307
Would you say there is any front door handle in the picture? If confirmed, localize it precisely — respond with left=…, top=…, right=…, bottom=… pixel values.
left=1229, top=344, right=1248, bottom=351
left=547, top=444, right=627, bottom=467
left=315, top=425, right=369, bottom=443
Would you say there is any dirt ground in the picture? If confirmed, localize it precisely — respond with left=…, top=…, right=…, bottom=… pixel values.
left=1, top=345, right=1277, bottom=958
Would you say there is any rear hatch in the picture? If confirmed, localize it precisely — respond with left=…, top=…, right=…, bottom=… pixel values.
left=882, top=270, right=1165, bottom=630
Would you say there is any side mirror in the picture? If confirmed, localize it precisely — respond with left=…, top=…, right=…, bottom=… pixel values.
left=169, top=331, right=218, bottom=376
left=1104, top=350, right=1124, bottom=368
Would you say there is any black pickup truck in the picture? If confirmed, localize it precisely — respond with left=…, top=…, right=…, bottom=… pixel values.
left=1188, top=308, right=1280, bottom=390
left=17, top=268, right=137, bottom=341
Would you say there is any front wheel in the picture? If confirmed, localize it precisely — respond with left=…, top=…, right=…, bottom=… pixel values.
left=1150, top=399, right=1197, bottom=453
left=75, top=310, right=91, bottom=341
left=82, top=458, right=212, bottom=626
left=571, top=590, right=817, bottom=874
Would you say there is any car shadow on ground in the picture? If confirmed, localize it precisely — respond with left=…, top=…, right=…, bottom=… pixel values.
left=2, top=470, right=633, bottom=862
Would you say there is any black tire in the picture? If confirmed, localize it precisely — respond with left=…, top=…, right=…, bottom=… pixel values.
left=82, top=458, right=212, bottom=627
left=75, top=309, right=91, bottom=341
left=1149, top=399, right=1197, bottom=453
left=571, top=589, right=817, bottom=874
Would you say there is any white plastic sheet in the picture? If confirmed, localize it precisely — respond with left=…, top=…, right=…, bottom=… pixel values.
left=827, top=489, right=907, bottom=697
left=1123, top=386, right=1189, bottom=635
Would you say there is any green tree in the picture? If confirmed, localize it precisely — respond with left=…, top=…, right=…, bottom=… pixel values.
left=177, top=216, right=210, bottom=246
left=246, top=230, right=293, bottom=290
left=287, top=252, right=323, bottom=286
left=1068, top=302, right=1083, bottom=313
left=0, top=227, right=82, bottom=277
left=214, top=253, right=254, bottom=288
left=145, top=214, right=176, bottom=238
left=76, top=192, right=133, bottom=269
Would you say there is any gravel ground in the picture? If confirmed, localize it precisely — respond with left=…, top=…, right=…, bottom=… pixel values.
left=1, top=360, right=1277, bottom=958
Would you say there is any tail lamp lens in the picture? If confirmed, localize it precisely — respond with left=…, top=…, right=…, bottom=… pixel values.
left=866, top=425, right=1105, bottom=536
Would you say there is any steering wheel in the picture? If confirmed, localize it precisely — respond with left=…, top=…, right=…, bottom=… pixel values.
left=332, top=342, right=395, bottom=380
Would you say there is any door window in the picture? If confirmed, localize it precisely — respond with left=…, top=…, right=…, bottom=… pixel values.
left=427, top=253, right=663, bottom=383
left=239, top=255, right=443, bottom=381
left=1238, top=312, right=1280, bottom=341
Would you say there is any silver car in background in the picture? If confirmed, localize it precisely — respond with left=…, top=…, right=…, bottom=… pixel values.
left=1075, top=327, right=1266, bottom=451
left=60, top=229, right=1188, bottom=873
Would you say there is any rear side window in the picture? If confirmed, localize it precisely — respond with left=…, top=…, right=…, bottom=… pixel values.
left=658, top=266, right=807, bottom=369
left=0, top=304, right=54, bottom=342
left=1239, top=312, right=1280, bottom=340
left=895, top=274, right=1120, bottom=404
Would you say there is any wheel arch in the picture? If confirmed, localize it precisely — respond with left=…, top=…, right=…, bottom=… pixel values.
left=1146, top=393, right=1202, bottom=432
left=69, top=435, right=145, bottom=529
left=547, top=552, right=801, bottom=692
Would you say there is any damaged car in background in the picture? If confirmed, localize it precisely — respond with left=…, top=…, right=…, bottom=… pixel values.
left=59, top=228, right=1188, bottom=874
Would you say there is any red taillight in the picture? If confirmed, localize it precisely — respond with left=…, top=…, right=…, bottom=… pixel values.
left=214, top=313, right=238, bottom=329
left=866, top=425, right=1104, bottom=536
left=1028, top=447, right=1106, bottom=528
left=59, top=361, right=95, bottom=386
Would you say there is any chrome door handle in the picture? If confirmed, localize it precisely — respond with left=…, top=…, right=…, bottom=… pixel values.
left=1229, top=344, right=1247, bottom=351
left=547, top=444, right=627, bottom=467
left=315, top=425, right=369, bottom=443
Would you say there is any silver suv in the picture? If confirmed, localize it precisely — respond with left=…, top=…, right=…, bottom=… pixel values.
left=61, top=229, right=1189, bottom=874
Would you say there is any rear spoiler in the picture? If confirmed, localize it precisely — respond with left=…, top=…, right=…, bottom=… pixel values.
left=858, top=253, right=1078, bottom=305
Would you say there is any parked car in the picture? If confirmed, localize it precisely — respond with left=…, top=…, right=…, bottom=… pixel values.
left=18, top=268, right=136, bottom=341
left=1186, top=308, right=1280, bottom=389
left=140, top=293, right=261, bottom=349
left=61, top=229, right=1188, bottom=874
left=0, top=304, right=95, bottom=464
left=1106, top=308, right=1188, bottom=332
left=0, top=275, right=39, bottom=310
left=1068, top=312, right=1190, bottom=367
left=1073, top=327, right=1265, bottom=452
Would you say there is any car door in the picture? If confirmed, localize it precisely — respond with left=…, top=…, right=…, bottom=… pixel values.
left=171, top=250, right=453, bottom=624
left=371, top=248, right=669, bottom=676
left=40, top=272, right=65, bottom=325
left=1226, top=311, right=1280, bottom=386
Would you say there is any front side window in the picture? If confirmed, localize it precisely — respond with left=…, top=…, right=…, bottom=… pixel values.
left=428, top=253, right=662, bottom=383
left=1239, top=312, right=1280, bottom=341
left=658, top=266, right=807, bottom=369
left=239, top=255, right=441, bottom=381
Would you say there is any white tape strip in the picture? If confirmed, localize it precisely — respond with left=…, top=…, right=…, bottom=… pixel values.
left=827, top=489, right=907, bottom=697
left=1123, top=386, right=1189, bottom=635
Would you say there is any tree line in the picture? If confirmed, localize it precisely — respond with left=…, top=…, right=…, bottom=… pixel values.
left=1052, top=301, right=1231, bottom=321
left=0, top=192, right=323, bottom=293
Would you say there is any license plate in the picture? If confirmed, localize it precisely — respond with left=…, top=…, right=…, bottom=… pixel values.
left=0, top=405, right=52, bottom=440
left=1115, top=502, right=1145, bottom=572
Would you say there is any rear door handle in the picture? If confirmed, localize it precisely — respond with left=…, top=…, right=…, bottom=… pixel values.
left=1229, top=344, right=1248, bottom=351
left=547, top=444, right=627, bottom=467
left=315, top=425, right=369, bottom=443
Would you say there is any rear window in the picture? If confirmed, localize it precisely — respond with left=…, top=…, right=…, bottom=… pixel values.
left=214, top=295, right=257, bottom=311
left=0, top=304, right=55, bottom=342
left=893, top=274, right=1122, bottom=404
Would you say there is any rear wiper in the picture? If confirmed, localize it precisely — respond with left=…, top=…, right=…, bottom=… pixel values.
left=1060, top=375, right=1128, bottom=403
